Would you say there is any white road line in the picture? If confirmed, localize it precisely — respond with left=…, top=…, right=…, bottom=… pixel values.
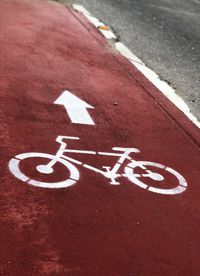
left=115, top=42, right=200, bottom=129
left=73, top=4, right=200, bottom=129
left=73, top=4, right=116, bottom=39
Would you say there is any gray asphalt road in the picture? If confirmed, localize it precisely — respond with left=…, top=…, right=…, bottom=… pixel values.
left=64, top=0, right=200, bottom=122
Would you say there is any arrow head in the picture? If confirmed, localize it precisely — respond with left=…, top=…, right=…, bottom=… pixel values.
left=54, top=90, right=94, bottom=109
left=54, top=90, right=95, bottom=125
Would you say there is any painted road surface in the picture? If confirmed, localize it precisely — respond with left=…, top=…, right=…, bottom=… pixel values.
left=0, top=0, right=200, bottom=275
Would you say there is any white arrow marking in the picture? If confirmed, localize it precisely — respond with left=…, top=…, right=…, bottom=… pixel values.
left=54, top=90, right=95, bottom=125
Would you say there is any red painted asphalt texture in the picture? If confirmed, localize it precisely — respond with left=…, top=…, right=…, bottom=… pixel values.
left=0, top=0, right=200, bottom=275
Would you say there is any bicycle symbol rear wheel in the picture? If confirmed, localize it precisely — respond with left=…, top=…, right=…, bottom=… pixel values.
left=9, top=152, right=79, bottom=188
left=124, top=161, right=187, bottom=195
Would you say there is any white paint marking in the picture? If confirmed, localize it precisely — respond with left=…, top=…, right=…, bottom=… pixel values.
left=9, top=152, right=79, bottom=189
left=9, top=136, right=187, bottom=194
left=73, top=4, right=116, bottom=39
left=54, top=90, right=95, bottom=125
left=98, top=152, right=122, bottom=157
left=73, top=5, right=200, bottom=129
left=9, top=158, right=29, bottom=182
left=115, top=42, right=200, bottom=129
left=64, top=149, right=97, bottom=154
left=125, top=161, right=187, bottom=195
left=98, top=27, right=117, bottom=40
left=83, top=163, right=101, bottom=173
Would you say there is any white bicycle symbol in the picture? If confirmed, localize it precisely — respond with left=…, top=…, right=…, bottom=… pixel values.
left=9, top=135, right=187, bottom=195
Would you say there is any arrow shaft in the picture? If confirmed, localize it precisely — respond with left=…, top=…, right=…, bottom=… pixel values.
left=65, top=106, right=94, bottom=125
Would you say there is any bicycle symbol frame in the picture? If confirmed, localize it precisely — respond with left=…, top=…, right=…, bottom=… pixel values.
left=9, top=135, right=187, bottom=195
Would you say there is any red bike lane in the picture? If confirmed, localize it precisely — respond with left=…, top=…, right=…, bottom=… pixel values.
left=0, top=0, right=200, bottom=275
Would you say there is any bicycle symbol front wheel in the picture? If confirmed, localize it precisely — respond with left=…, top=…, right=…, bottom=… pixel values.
left=9, top=152, right=79, bottom=188
left=124, top=161, right=187, bottom=195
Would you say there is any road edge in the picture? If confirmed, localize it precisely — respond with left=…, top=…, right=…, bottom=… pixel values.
left=72, top=4, right=200, bottom=130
